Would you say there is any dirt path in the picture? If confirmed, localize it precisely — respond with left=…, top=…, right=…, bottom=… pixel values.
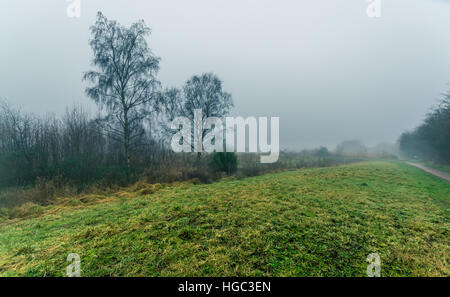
left=406, top=162, right=450, bottom=182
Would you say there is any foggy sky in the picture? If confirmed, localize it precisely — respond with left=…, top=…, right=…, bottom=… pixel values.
left=2, top=0, right=450, bottom=150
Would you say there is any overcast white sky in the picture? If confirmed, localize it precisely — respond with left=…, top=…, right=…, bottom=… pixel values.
left=1, top=0, right=450, bottom=149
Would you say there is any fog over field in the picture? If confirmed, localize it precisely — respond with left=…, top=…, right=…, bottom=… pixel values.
left=1, top=1, right=450, bottom=281
left=1, top=0, right=450, bottom=149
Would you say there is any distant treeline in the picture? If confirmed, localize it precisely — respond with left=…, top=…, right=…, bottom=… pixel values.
left=0, top=100, right=356, bottom=192
left=0, top=12, right=366, bottom=201
left=0, top=98, right=362, bottom=209
left=399, top=95, right=450, bottom=164
left=0, top=103, right=173, bottom=189
left=0, top=12, right=235, bottom=191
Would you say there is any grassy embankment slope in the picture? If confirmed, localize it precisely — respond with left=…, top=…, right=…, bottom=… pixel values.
left=0, top=161, right=448, bottom=276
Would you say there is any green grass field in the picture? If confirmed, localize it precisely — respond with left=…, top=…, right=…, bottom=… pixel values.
left=0, top=161, right=448, bottom=277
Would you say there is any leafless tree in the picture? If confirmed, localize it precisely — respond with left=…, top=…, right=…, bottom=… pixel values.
left=83, top=12, right=161, bottom=174
left=162, top=73, right=233, bottom=158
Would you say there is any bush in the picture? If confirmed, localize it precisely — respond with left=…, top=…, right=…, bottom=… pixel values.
left=237, top=165, right=262, bottom=178
left=0, top=176, right=76, bottom=208
left=209, top=152, right=238, bottom=175
left=8, top=202, right=44, bottom=219
left=0, top=208, right=9, bottom=220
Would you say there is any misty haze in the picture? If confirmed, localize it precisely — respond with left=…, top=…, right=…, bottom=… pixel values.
left=2, top=0, right=450, bottom=150
left=0, top=0, right=448, bottom=281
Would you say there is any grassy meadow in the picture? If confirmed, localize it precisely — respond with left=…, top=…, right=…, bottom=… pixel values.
left=0, top=161, right=448, bottom=277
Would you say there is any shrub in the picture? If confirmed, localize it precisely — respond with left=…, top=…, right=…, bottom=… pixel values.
left=186, top=168, right=218, bottom=184
left=0, top=176, right=77, bottom=208
left=8, top=202, right=44, bottom=219
left=209, top=152, right=238, bottom=175
left=237, top=165, right=263, bottom=178
left=0, top=208, right=9, bottom=220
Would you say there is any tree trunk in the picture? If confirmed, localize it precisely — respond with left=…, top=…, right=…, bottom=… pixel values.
left=124, top=110, right=131, bottom=178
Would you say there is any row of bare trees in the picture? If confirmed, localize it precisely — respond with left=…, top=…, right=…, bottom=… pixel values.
left=0, top=103, right=139, bottom=188
left=0, top=12, right=234, bottom=190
